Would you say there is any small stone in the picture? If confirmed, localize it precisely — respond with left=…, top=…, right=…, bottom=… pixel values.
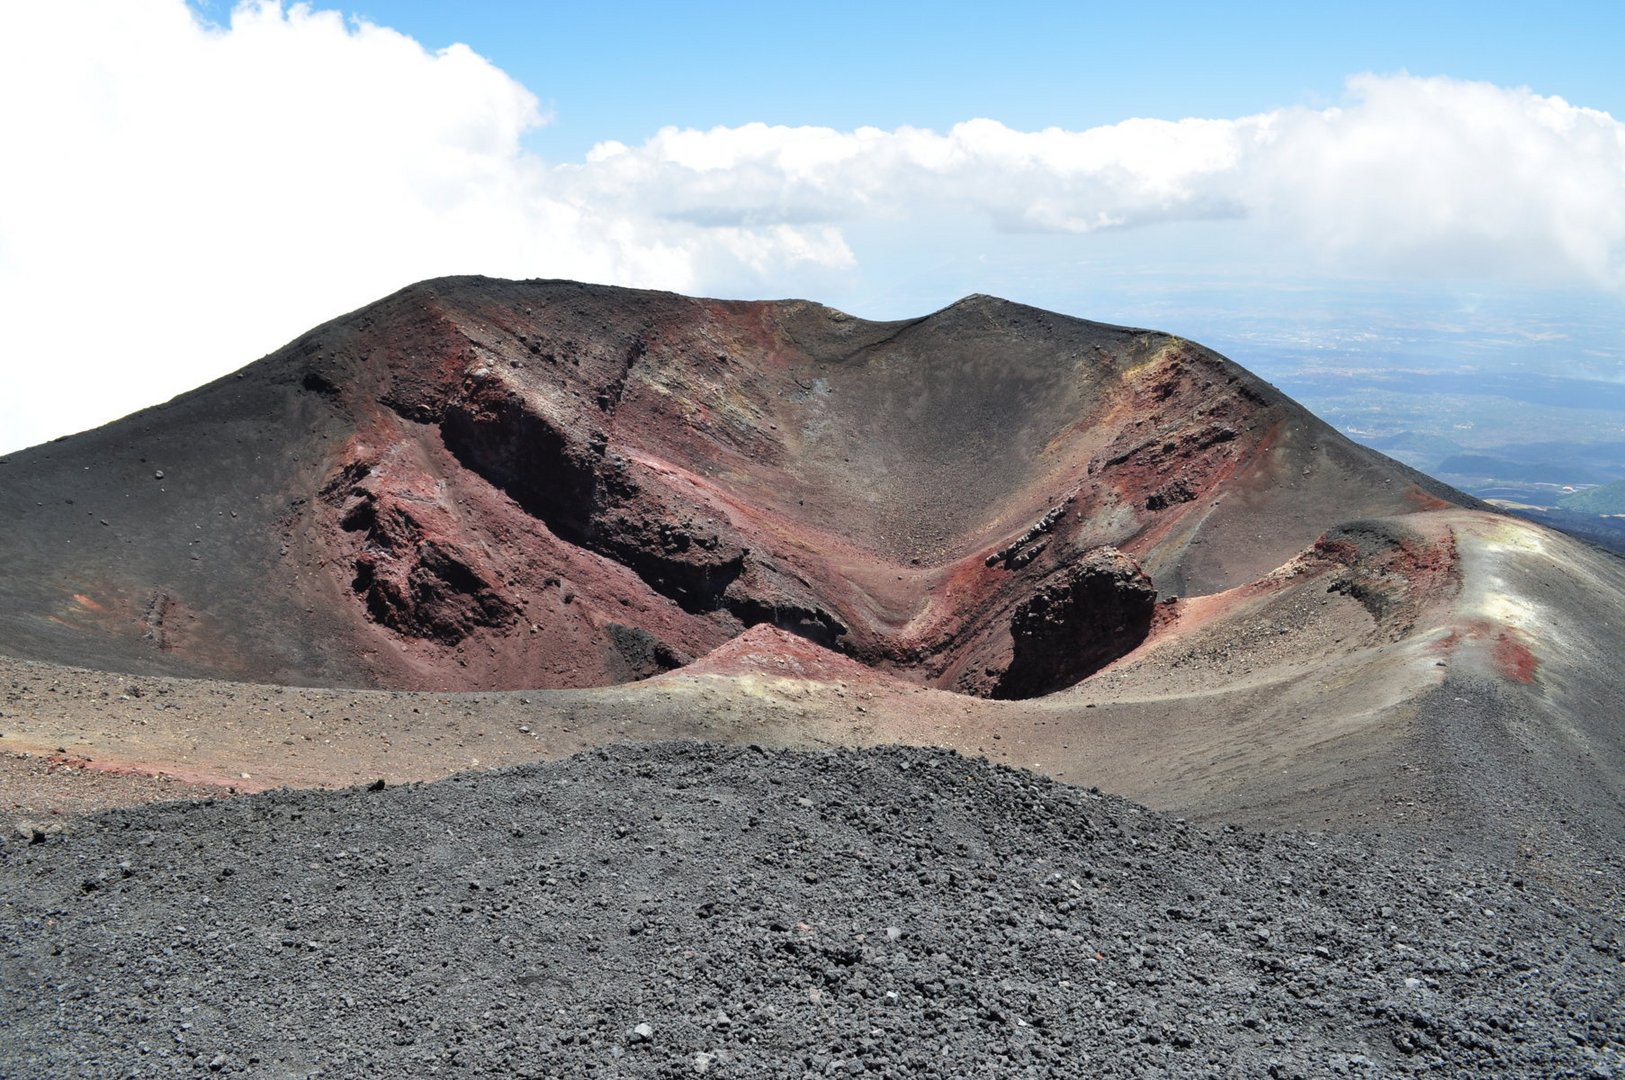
left=631, top=1021, right=654, bottom=1042
left=208, top=1054, right=227, bottom=1071
left=15, top=819, right=58, bottom=844
left=154, top=470, right=164, bottom=480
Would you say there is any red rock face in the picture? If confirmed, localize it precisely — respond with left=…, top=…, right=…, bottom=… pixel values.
left=0, top=277, right=1471, bottom=697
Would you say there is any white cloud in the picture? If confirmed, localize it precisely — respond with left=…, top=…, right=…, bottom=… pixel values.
left=0, top=1, right=1622, bottom=452
left=568, top=115, right=1253, bottom=234
left=0, top=0, right=840, bottom=452
left=571, top=76, right=1625, bottom=282
left=1247, top=75, right=1625, bottom=284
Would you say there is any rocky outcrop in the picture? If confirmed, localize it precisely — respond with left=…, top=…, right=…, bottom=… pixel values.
left=985, top=502, right=1070, bottom=570
left=1306, top=519, right=1460, bottom=636
left=323, top=457, right=517, bottom=646
left=996, top=549, right=1157, bottom=699
left=954, top=548, right=1157, bottom=700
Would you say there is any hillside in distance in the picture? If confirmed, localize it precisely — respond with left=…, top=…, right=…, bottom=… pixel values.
left=0, top=277, right=1464, bottom=696
left=0, top=278, right=1620, bottom=881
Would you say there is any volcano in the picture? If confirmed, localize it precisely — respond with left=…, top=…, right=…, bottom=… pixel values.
left=4, top=278, right=1623, bottom=1077
left=0, top=277, right=1620, bottom=859
left=0, top=277, right=1465, bottom=692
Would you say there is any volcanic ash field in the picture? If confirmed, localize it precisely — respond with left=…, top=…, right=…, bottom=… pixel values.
left=4, top=744, right=1622, bottom=1078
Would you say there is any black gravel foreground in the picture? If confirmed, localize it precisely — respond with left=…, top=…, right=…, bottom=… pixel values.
left=2, top=743, right=1620, bottom=1078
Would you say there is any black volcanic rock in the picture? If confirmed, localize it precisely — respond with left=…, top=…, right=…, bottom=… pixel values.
left=2, top=743, right=1617, bottom=1078
left=988, top=547, right=1156, bottom=699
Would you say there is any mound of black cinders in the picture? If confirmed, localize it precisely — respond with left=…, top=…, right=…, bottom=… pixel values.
left=3, top=743, right=1619, bottom=1078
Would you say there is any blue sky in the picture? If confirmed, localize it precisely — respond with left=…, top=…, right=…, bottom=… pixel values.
left=328, top=1, right=1625, bottom=159
left=1, top=1, right=1623, bottom=453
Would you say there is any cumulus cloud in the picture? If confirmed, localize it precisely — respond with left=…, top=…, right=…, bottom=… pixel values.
left=0, top=0, right=1621, bottom=451
left=574, top=76, right=1625, bottom=284
left=0, top=1, right=846, bottom=451
left=572, top=115, right=1252, bottom=234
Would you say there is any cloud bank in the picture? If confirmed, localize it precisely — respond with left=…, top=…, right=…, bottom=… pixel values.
left=575, top=76, right=1625, bottom=287
left=1, top=1, right=1622, bottom=450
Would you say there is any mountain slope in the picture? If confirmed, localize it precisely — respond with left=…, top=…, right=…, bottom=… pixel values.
left=0, top=276, right=1466, bottom=696
left=0, top=279, right=1620, bottom=888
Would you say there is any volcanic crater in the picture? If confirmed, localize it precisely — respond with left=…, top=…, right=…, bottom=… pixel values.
left=4, top=279, right=1624, bottom=1077
left=1, top=279, right=1620, bottom=868
left=0, top=277, right=1465, bottom=703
